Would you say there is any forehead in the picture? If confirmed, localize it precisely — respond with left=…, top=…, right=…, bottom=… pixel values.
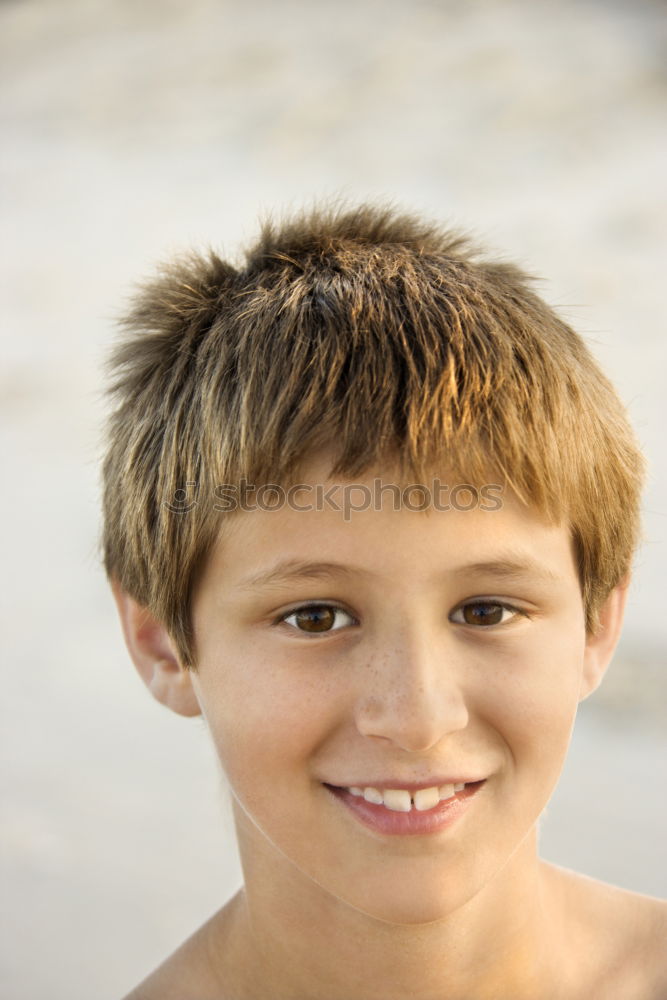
left=198, top=454, right=576, bottom=595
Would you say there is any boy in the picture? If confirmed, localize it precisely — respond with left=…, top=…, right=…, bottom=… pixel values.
left=103, top=204, right=667, bottom=999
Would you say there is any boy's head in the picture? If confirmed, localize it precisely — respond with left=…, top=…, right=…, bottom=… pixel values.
left=102, top=202, right=644, bottom=669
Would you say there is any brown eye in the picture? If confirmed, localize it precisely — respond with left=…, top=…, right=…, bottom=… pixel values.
left=462, top=603, right=503, bottom=626
left=452, top=602, right=518, bottom=627
left=282, top=604, right=353, bottom=634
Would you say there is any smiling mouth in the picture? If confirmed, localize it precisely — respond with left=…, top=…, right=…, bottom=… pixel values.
left=324, top=780, right=485, bottom=813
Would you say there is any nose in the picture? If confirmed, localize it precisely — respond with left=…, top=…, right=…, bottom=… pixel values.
left=354, top=627, right=469, bottom=753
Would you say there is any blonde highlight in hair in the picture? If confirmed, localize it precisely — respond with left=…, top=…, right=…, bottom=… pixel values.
left=101, top=203, right=645, bottom=666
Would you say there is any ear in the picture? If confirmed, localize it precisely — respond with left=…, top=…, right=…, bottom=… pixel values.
left=579, top=578, right=630, bottom=702
left=110, top=579, right=202, bottom=718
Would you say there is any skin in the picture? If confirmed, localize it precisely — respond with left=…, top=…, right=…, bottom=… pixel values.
left=113, top=454, right=667, bottom=999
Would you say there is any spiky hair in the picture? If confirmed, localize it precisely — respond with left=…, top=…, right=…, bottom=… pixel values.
left=101, top=203, right=644, bottom=666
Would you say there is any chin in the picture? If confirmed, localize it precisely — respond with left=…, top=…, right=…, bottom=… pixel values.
left=345, top=882, right=474, bottom=926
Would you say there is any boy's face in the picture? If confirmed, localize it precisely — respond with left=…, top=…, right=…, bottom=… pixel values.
left=179, top=454, right=625, bottom=923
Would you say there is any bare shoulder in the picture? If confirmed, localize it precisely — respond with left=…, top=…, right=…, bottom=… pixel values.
left=120, top=895, right=244, bottom=1000
left=119, top=922, right=219, bottom=1000
left=543, top=862, right=667, bottom=998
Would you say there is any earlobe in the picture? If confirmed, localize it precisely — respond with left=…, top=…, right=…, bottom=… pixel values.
left=110, top=579, right=202, bottom=718
left=579, top=578, right=630, bottom=702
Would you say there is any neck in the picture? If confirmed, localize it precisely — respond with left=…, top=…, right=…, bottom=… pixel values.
left=216, top=821, right=564, bottom=1000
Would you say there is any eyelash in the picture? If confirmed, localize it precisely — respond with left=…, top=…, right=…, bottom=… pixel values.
left=275, top=600, right=529, bottom=636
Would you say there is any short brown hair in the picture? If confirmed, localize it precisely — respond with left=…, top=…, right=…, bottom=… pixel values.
left=101, top=203, right=645, bottom=666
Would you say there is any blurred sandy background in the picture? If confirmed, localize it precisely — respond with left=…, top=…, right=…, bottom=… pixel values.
left=1, top=0, right=666, bottom=997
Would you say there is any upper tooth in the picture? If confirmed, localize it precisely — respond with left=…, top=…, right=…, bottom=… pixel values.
left=363, top=787, right=383, bottom=804
left=413, top=786, right=440, bottom=811
left=382, top=789, right=412, bottom=812
left=352, top=783, right=466, bottom=810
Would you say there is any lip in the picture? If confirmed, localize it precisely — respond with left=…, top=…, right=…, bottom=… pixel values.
left=324, top=779, right=486, bottom=837
left=330, top=777, right=483, bottom=791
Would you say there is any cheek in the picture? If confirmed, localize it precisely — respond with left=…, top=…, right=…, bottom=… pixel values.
left=194, top=646, right=342, bottom=793
left=475, top=630, right=586, bottom=770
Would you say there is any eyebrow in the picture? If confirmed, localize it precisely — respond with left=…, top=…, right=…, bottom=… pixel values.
left=456, top=559, right=563, bottom=586
left=236, top=555, right=562, bottom=591
left=237, top=560, right=372, bottom=590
